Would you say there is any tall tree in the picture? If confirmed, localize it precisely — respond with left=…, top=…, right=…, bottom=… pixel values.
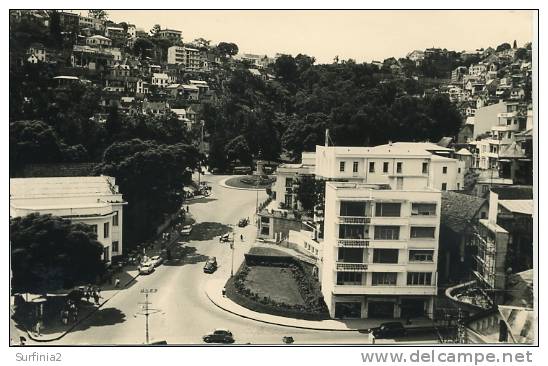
left=150, top=24, right=161, bottom=37
left=11, top=213, right=105, bottom=292
left=88, top=10, right=108, bottom=20
left=217, top=42, right=239, bottom=58
left=96, top=140, right=200, bottom=247
left=10, top=120, right=62, bottom=174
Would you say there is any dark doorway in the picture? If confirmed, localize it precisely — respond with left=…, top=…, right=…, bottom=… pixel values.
left=401, top=299, right=425, bottom=318
left=334, top=302, right=361, bottom=319
left=368, top=301, right=395, bottom=318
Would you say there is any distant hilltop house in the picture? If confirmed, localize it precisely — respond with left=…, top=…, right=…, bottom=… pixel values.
left=86, top=35, right=112, bottom=48
left=158, top=28, right=182, bottom=43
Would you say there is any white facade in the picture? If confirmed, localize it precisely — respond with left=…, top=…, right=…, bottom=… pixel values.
left=321, top=182, right=440, bottom=319
left=10, top=176, right=127, bottom=262
left=167, top=46, right=201, bottom=71
left=314, top=143, right=464, bottom=191
left=152, top=73, right=169, bottom=88
left=86, top=35, right=112, bottom=48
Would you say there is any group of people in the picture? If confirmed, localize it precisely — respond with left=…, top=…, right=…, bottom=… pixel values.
left=83, top=286, right=102, bottom=306
left=60, top=299, right=79, bottom=325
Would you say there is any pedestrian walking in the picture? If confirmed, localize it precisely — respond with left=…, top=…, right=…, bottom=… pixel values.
left=93, top=292, right=100, bottom=305
left=186, top=205, right=189, bottom=212
left=62, top=310, right=69, bottom=325
left=369, top=331, right=376, bottom=344
left=240, top=234, right=244, bottom=241
left=115, top=277, right=121, bottom=288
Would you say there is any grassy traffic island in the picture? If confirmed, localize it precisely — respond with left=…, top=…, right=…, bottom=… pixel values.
left=224, top=175, right=276, bottom=189
left=224, top=247, right=329, bottom=320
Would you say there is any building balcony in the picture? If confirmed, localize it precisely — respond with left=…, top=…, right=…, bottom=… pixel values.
left=338, top=216, right=371, bottom=224
left=337, top=238, right=370, bottom=247
left=336, top=262, right=368, bottom=272
left=366, top=263, right=407, bottom=272
left=332, top=284, right=437, bottom=295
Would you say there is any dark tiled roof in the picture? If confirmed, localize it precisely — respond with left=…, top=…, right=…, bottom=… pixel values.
left=441, top=191, right=487, bottom=233
left=491, top=186, right=533, bottom=200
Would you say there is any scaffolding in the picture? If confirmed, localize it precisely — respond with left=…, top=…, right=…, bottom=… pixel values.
left=471, top=230, right=497, bottom=290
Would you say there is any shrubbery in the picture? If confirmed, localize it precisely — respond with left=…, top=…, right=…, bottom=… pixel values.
left=232, top=261, right=328, bottom=316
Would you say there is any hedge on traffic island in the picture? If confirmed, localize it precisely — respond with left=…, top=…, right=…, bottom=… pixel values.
left=225, top=256, right=329, bottom=321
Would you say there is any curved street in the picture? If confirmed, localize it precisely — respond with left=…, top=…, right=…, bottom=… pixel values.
left=51, top=174, right=435, bottom=345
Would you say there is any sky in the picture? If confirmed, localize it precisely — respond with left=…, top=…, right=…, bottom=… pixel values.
left=84, top=10, right=533, bottom=64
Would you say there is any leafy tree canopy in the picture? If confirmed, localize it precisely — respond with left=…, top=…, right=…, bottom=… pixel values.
left=11, top=213, right=105, bottom=293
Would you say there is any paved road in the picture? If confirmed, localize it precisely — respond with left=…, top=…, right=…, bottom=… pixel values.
left=52, top=174, right=438, bottom=345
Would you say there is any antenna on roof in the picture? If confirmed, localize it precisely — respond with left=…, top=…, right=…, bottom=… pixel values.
left=325, top=129, right=335, bottom=147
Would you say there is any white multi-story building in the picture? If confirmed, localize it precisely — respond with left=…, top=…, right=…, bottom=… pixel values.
left=321, top=181, right=440, bottom=319
left=272, top=152, right=316, bottom=209
left=9, top=176, right=127, bottom=262
left=167, top=46, right=201, bottom=71
left=78, top=15, right=106, bottom=32
left=314, top=142, right=464, bottom=191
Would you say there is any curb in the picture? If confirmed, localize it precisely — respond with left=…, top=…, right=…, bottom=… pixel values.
left=25, top=273, right=140, bottom=343
left=204, top=282, right=359, bottom=332
left=218, top=177, right=267, bottom=191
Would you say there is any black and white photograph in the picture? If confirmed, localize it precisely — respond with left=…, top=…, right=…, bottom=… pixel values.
left=5, top=3, right=540, bottom=362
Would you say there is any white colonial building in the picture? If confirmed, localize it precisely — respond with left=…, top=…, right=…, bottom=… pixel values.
left=314, top=142, right=465, bottom=191
left=10, top=176, right=127, bottom=262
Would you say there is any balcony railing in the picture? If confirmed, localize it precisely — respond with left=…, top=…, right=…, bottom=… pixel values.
left=336, top=262, right=368, bottom=272
left=337, top=239, right=370, bottom=247
left=338, top=216, right=371, bottom=224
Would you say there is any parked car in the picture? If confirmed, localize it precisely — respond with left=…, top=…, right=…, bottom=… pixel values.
left=370, top=322, right=407, bottom=339
left=181, top=225, right=192, bottom=236
left=150, top=255, right=164, bottom=267
left=238, top=218, right=249, bottom=227
left=138, top=261, right=155, bottom=275
left=202, top=329, right=234, bottom=343
left=203, top=257, right=218, bottom=273
left=219, top=233, right=230, bottom=242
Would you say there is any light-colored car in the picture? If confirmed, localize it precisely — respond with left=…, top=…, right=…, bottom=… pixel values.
left=181, top=225, right=193, bottom=236
left=150, top=255, right=164, bottom=267
left=139, top=261, right=155, bottom=275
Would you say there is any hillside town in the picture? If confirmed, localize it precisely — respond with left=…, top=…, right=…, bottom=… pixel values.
left=9, top=10, right=534, bottom=346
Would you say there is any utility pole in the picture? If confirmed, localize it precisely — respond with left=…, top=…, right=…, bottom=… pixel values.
left=137, top=288, right=159, bottom=345
left=230, top=232, right=235, bottom=277
left=198, top=120, right=205, bottom=186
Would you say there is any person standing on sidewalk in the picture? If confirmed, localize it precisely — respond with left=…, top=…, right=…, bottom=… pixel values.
left=115, top=277, right=121, bottom=288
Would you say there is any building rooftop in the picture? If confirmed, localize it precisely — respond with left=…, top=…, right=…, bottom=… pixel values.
left=377, top=141, right=454, bottom=153
left=456, top=148, right=473, bottom=156
left=10, top=176, right=120, bottom=198
left=491, top=185, right=533, bottom=200
left=441, top=191, right=487, bottom=233
left=88, top=35, right=111, bottom=41
left=498, top=200, right=533, bottom=216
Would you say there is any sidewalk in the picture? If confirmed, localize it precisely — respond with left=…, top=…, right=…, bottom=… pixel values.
left=14, top=213, right=191, bottom=344
left=13, top=267, right=140, bottom=344
left=204, top=278, right=435, bottom=332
